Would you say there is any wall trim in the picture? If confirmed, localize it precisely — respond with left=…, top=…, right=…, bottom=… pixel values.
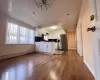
left=68, top=48, right=76, bottom=50
left=77, top=52, right=83, bottom=56
left=84, top=60, right=95, bottom=78
left=0, top=51, right=35, bottom=60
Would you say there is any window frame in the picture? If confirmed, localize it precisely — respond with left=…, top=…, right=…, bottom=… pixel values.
left=5, top=21, right=35, bottom=44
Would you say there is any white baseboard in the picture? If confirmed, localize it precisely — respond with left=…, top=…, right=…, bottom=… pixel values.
left=84, top=60, right=95, bottom=78
left=69, top=48, right=76, bottom=49
left=77, top=52, right=82, bottom=56
left=0, top=51, right=35, bottom=60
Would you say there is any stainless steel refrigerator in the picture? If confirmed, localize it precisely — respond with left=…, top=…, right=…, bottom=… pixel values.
left=58, top=34, right=68, bottom=51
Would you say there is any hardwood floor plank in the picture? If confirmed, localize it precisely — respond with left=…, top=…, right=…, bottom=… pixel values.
left=36, top=55, right=63, bottom=80
left=0, top=51, right=94, bottom=80
left=45, top=55, right=65, bottom=80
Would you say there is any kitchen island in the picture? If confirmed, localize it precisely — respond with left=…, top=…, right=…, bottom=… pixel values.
left=35, top=42, right=57, bottom=54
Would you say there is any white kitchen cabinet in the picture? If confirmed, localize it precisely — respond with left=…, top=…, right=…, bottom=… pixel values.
left=35, top=44, right=40, bottom=52
left=35, top=42, right=57, bottom=54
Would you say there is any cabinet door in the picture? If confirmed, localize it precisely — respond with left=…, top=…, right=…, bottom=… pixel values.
left=40, top=45, right=44, bottom=52
left=35, top=44, right=40, bottom=52
left=35, top=42, right=41, bottom=52
left=43, top=44, right=48, bottom=52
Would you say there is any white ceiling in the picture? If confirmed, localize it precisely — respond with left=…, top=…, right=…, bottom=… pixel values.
left=38, top=25, right=65, bottom=36
left=39, top=25, right=64, bottom=33
left=0, top=0, right=82, bottom=30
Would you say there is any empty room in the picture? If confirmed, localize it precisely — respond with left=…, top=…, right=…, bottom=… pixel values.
left=0, top=0, right=100, bottom=80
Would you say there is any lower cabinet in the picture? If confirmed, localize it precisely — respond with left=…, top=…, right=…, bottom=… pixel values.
left=35, top=42, right=56, bottom=54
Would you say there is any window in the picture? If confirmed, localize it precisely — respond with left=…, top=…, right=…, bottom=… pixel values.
left=20, top=27, right=28, bottom=44
left=28, top=30, right=34, bottom=44
left=6, top=22, right=34, bottom=44
left=6, top=22, right=18, bottom=44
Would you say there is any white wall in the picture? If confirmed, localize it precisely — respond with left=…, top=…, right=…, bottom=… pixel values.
left=48, top=29, right=65, bottom=39
left=0, top=11, right=35, bottom=59
left=77, top=0, right=95, bottom=76
left=39, top=28, right=49, bottom=35
left=38, top=28, right=65, bottom=39
left=0, top=44, right=34, bottom=56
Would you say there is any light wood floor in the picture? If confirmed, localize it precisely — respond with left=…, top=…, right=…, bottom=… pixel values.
left=0, top=51, right=94, bottom=80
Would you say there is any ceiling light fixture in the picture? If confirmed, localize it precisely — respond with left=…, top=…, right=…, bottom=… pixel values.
left=34, top=0, right=52, bottom=10
left=67, top=14, right=70, bottom=16
left=51, top=26, right=57, bottom=30
left=33, top=12, right=35, bottom=14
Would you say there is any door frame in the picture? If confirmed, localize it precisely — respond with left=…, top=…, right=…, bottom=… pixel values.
left=93, top=29, right=100, bottom=80
left=76, top=23, right=83, bottom=57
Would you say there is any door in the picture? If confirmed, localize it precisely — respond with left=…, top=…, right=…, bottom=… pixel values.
left=93, top=29, right=100, bottom=80
left=76, top=26, right=83, bottom=56
left=89, top=0, right=100, bottom=79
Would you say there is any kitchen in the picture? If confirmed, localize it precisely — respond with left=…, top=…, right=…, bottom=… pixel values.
left=35, top=25, right=68, bottom=54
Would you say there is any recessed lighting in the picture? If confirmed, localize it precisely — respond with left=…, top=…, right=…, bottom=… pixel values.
left=44, top=21, right=47, bottom=23
left=51, top=26, right=57, bottom=30
left=33, top=12, right=35, bottom=14
left=67, top=14, right=70, bottom=16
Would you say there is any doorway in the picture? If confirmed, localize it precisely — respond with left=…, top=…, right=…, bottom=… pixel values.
left=76, top=24, right=83, bottom=56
